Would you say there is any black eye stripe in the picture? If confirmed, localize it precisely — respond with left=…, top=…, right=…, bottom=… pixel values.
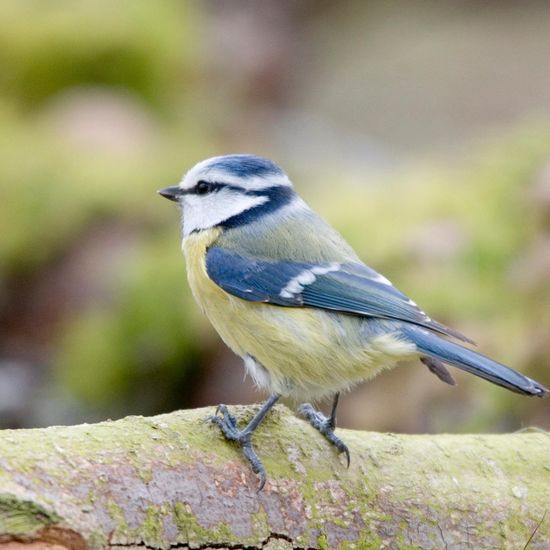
left=191, top=180, right=223, bottom=195
left=191, top=181, right=250, bottom=195
left=195, top=180, right=213, bottom=194
left=190, top=181, right=278, bottom=197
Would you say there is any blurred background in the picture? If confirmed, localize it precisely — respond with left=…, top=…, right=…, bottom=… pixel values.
left=1, top=0, right=549, bottom=434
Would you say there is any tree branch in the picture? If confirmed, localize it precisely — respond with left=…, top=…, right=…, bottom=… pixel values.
left=0, top=405, right=548, bottom=549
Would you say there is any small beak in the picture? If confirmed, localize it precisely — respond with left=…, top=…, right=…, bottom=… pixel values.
left=157, top=185, right=184, bottom=202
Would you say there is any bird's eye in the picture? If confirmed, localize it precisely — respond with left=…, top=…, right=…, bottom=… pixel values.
left=196, top=180, right=213, bottom=195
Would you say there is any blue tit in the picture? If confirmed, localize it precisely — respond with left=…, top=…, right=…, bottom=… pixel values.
left=159, top=154, right=548, bottom=489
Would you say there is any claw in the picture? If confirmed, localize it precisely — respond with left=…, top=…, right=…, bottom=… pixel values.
left=207, top=395, right=280, bottom=490
left=298, top=402, right=351, bottom=467
left=209, top=408, right=266, bottom=487
left=209, top=404, right=241, bottom=440
left=241, top=440, right=267, bottom=491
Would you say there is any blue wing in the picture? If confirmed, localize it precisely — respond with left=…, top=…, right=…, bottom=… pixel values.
left=206, top=247, right=472, bottom=343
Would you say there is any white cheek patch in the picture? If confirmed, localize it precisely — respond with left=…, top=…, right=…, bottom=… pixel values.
left=182, top=191, right=268, bottom=236
left=280, top=263, right=341, bottom=299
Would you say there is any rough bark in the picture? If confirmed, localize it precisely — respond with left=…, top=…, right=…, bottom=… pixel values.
left=0, top=405, right=547, bottom=549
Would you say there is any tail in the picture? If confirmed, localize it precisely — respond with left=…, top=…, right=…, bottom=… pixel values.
left=402, top=326, right=548, bottom=397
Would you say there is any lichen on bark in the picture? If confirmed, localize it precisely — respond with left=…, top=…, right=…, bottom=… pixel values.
left=0, top=405, right=547, bottom=549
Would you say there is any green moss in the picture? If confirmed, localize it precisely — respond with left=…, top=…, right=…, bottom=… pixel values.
left=317, top=534, right=330, bottom=549
left=141, top=505, right=168, bottom=548
left=249, top=508, right=271, bottom=541
left=350, top=540, right=387, bottom=550
left=173, top=501, right=238, bottom=546
left=0, top=409, right=548, bottom=546
left=106, top=500, right=129, bottom=537
left=0, top=495, right=61, bottom=535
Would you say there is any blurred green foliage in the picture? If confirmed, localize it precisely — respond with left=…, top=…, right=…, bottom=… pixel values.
left=0, top=0, right=197, bottom=112
left=0, top=0, right=212, bottom=422
left=55, top=237, right=210, bottom=414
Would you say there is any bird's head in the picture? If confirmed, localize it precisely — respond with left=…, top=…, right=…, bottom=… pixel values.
left=158, top=154, right=296, bottom=236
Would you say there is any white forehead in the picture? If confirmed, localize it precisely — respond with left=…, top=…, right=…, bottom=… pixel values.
left=180, top=154, right=292, bottom=191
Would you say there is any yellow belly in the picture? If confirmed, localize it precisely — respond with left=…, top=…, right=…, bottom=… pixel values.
left=182, top=230, right=417, bottom=401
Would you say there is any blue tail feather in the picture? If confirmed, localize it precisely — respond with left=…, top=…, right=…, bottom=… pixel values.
left=402, top=326, right=548, bottom=397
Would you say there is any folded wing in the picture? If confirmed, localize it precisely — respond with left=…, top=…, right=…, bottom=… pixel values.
left=206, top=247, right=472, bottom=343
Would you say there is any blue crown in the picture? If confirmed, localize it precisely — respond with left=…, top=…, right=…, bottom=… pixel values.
left=208, top=154, right=284, bottom=179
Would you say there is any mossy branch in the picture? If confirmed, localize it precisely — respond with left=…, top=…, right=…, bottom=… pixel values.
left=0, top=405, right=548, bottom=549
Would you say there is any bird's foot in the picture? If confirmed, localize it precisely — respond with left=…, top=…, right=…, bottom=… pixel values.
left=298, top=403, right=350, bottom=467
left=208, top=404, right=267, bottom=490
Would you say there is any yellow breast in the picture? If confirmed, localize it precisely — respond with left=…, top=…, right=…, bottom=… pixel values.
left=182, top=230, right=417, bottom=400
left=182, top=228, right=226, bottom=318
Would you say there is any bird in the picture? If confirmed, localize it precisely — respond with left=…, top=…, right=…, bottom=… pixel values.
left=158, top=153, right=548, bottom=489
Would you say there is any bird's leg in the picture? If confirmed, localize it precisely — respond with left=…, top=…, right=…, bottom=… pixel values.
left=298, top=392, right=350, bottom=466
left=208, top=393, right=280, bottom=490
